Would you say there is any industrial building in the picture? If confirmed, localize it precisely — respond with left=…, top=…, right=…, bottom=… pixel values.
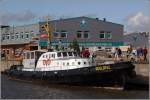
left=39, top=16, right=124, bottom=51
left=1, top=16, right=124, bottom=59
left=124, top=32, right=149, bottom=48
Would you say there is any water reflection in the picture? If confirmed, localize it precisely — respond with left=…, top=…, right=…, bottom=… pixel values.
left=1, top=75, right=149, bottom=99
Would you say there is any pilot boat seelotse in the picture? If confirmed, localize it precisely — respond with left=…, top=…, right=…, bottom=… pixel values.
left=7, top=50, right=136, bottom=88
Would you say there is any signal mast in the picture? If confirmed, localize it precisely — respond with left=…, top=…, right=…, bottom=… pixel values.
left=43, top=17, right=53, bottom=51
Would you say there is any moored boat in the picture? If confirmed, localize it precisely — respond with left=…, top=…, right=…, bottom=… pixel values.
left=7, top=50, right=136, bottom=88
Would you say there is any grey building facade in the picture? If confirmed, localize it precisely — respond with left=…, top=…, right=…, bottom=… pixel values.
left=1, top=16, right=124, bottom=57
left=39, top=16, right=124, bottom=49
left=1, top=24, right=40, bottom=58
left=124, top=32, right=149, bottom=48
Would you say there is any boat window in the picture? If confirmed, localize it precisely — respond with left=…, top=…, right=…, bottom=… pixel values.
left=45, top=55, right=47, bottom=58
left=35, top=51, right=45, bottom=59
left=73, top=52, right=77, bottom=57
left=62, top=52, right=67, bottom=57
left=84, top=62, right=86, bottom=65
left=52, top=54, right=55, bottom=58
left=31, top=52, right=34, bottom=59
left=78, top=62, right=81, bottom=65
left=57, top=52, right=62, bottom=57
left=27, top=52, right=30, bottom=59
left=68, top=52, right=73, bottom=56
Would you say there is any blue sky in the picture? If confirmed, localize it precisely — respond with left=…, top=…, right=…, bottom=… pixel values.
left=0, top=0, right=149, bottom=32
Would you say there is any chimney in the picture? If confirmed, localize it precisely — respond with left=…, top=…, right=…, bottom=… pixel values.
left=103, top=18, right=106, bottom=22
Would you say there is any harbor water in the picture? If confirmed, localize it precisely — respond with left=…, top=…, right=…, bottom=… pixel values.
left=1, top=74, right=149, bottom=99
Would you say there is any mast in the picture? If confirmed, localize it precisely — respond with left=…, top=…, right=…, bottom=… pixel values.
left=43, top=17, right=52, bottom=51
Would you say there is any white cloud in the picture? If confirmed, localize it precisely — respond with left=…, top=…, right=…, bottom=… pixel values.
left=124, top=12, right=150, bottom=32
left=0, top=10, right=36, bottom=25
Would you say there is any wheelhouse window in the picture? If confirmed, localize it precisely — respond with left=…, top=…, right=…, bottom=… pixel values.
left=27, top=52, right=30, bottom=59
left=62, top=52, right=67, bottom=57
left=35, top=51, right=45, bottom=59
left=51, top=54, right=55, bottom=58
left=31, top=52, right=34, bottom=59
left=68, top=52, right=73, bottom=56
left=73, top=52, right=77, bottom=57
left=57, top=52, right=62, bottom=57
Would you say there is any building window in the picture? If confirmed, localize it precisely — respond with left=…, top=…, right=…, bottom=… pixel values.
left=105, top=32, right=112, bottom=39
left=30, top=31, right=35, bottom=37
left=99, top=33, right=105, bottom=39
left=20, top=32, right=24, bottom=39
left=61, top=31, right=67, bottom=38
left=11, top=33, right=14, bottom=39
left=6, top=34, right=10, bottom=40
left=83, top=31, right=89, bottom=38
left=53, top=32, right=59, bottom=38
left=15, top=33, right=19, bottom=39
left=77, top=31, right=82, bottom=38
left=6, top=49, right=9, bottom=54
left=25, top=32, right=29, bottom=39
left=2, top=35, right=5, bottom=40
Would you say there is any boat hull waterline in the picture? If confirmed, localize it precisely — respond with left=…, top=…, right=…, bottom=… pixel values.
left=7, top=61, right=136, bottom=87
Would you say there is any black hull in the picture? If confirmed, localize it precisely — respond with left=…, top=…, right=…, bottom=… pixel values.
left=7, top=61, right=136, bottom=87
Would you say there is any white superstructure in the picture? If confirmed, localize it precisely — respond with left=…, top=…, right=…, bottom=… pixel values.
left=22, top=50, right=92, bottom=71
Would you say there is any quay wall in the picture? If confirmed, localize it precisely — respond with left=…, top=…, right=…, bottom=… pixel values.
left=0, top=60, right=21, bottom=72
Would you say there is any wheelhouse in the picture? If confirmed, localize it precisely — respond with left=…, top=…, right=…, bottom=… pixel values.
left=23, top=50, right=46, bottom=70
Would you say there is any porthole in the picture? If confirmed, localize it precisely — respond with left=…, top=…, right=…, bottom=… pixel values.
left=67, top=62, right=69, bottom=66
left=84, top=62, right=86, bottom=64
left=78, top=62, right=81, bottom=65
